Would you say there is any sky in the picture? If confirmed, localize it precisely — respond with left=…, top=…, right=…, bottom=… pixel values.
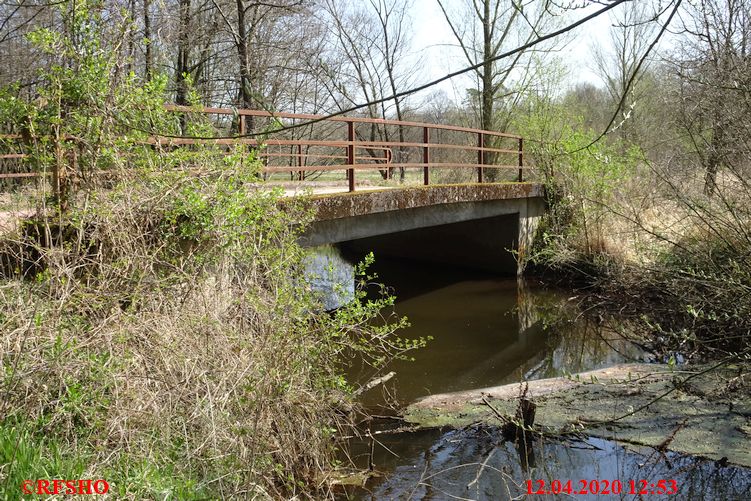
left=409, top=0, right=623, bottom=102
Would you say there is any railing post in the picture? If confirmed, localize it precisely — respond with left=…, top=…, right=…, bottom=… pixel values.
left=238, top=114, right=245, bottom=170
left=297, top=143, right=303, bottom=181
left=518, top=137, right=524, bottom=182
left=347, top=120, right=355, bottom=192
left=423, top=126, right=430, bottom=186
left=385, top=149, right=393, bottom=181
left=388, top=148, right=393, bottom=180
left=477, top=132, right=484, bottom=183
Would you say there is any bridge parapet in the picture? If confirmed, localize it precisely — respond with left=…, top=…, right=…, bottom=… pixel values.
left=307, top=182, right=544, bottom=221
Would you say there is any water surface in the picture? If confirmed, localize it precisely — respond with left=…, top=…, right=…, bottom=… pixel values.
left=343, top=426, right=751, bottom=500
left=318, top=253, right=750, bottom=499
left=351, top=258, right=647, bottom=408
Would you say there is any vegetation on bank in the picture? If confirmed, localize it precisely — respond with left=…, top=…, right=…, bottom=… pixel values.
left=518, top=88, right=751, bottom=362
left=0, top=5, right=418, bottom=499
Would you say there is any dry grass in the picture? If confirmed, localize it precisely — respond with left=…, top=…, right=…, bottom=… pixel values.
left=0, top=164, right=410, bottom=499
left=534, top=158, right=751, bottom=358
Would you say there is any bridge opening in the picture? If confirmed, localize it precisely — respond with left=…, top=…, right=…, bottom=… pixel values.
left=339, top=213, right=520, bottom=276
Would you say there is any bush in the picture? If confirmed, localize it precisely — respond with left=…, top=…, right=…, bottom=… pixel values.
left=517, top=95, right=751, bottom=358
left=0, top=2, right=416, bottom=498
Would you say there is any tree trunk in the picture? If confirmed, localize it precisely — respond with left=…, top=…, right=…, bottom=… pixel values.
left=236, top=0, right=253, bottom=110
left=143, top=0, right=152, bottom=81
left=480, top=0, right=494, bottom=178
left=176, top=0, right=190, bottom=106
left=704, top=126, right=723, bottom=196
left=175, top=0, right=191, bottom=133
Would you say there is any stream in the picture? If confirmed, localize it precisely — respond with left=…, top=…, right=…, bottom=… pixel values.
left=307, top=247, right=751, bottom=500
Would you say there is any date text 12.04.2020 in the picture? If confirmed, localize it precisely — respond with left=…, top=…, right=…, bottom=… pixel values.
left=526, top=479, right=678, bottom=496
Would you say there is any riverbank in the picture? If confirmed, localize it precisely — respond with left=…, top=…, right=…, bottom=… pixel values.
left=405, top=363, right=751, bottom=468
left=0, top=169, right=417, bottom=499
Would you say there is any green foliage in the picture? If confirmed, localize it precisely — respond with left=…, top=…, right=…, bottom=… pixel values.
left=0, top=0, right=185, bottom=198
left=317, top=252, right=419, bottom=370
left=0, top=425, right=87, bottom=501
left=0, top=3, right=414, bottom=499
left=515, top=96, right=641, bottom=261
left=516, top=89, right=751, bottom=358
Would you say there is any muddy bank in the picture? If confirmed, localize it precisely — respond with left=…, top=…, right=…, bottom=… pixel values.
left=405, top=363, right=751, bottom=467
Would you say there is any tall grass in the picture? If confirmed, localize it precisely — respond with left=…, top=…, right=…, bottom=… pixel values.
left=0, top=5, right=418, bottom=495
left=0, top=157, right=416, bottom=499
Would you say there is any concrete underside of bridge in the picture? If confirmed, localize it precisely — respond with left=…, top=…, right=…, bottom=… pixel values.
left=299, top=183, right=546, bottom=275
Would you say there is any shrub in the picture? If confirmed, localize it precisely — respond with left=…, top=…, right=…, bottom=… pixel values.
left=0, top=2, right=416, bottom=498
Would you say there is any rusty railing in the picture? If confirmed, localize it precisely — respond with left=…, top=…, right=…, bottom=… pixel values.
left=1, top=106, right=529, bottom=194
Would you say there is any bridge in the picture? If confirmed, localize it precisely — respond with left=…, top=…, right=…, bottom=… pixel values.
left=301, top=183, right=544, bottom=275
left=1, top=106, right=545, bottom=274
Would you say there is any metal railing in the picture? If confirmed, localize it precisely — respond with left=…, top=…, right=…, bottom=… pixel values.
left=1, top=106, right=529, bottom=193
left=0, top=134, right=31, bottom=179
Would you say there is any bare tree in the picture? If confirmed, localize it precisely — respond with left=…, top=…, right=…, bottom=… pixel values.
left=0, top=2, right=57, bottom=94
left=143, top=0, right=153, bottom=81
left=435, top=0, right=557, bottom=134
left=371, top=0, right=412, bottom=179
left=670, top=0, right=751, bottom=195
left=169, top=0, right=223, bottom=108
left=593, top=0, right=660, bottom=144
left=175, top=0, right=192, bottom=107
left=320, top=0, right=418, bottom=179
left=562, top=83, right=611, bottom=132
left=209, top=0, right=305, bottom=110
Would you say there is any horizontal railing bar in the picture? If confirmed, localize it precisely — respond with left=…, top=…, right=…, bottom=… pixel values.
left=4, top=141, right=517, bottom=160
left=262, top=163, right=528, bottom=173
left=0, top=164, right=531, bottom=178
left=354, top=141, right=519, bottom=154
left=362, top=163, right=526, bottom=169
left=0, top=171, right=46, bottom=179
left=149, top=137, right=349, bottom=148
left=148, top=137, right=518, bottom=156
left=258, top=152, right=349, bottom=161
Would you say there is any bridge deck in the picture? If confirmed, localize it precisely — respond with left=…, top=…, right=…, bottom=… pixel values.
left=302, top=182, right=544, bottom=221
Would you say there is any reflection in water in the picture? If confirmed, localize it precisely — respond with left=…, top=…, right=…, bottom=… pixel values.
left=350, top=258, right=647, bottom=408
left=323, top=254, right=751, bottom=499
left=343, top=426, right=751, bottom=500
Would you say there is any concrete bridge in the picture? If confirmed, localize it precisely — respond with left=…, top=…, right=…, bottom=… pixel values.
left=2, top=106, right=545, bottom=274
left=300, top=182, right=545, bottom=276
